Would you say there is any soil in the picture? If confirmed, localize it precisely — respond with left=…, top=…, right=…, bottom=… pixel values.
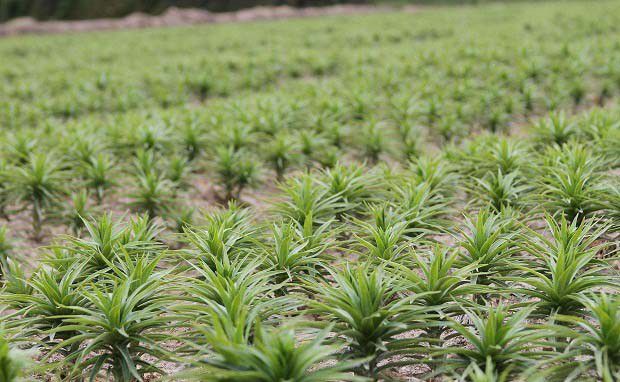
left=0, top=5, right=418, bottom=37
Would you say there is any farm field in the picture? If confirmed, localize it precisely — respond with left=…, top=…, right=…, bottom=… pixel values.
left=1, top=0, right=620, bottom=380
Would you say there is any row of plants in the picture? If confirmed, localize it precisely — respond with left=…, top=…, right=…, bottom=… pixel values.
left=0, top=1, right=619, bottom=380
left=0, top=2, right=618, bottom=249
left=1, top=174, right=619, bottom=380
left=0, top=101, right=618, bottom=379
left=1, top=1, right=619, bottom=124
left=0, top=107, right=617, bottom=242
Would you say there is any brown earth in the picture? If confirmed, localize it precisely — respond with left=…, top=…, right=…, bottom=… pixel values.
left=0, top=5, right=418, bottom=37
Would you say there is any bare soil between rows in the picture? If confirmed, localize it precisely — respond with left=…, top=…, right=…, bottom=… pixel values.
left=0, top=4, right=418, bottom=37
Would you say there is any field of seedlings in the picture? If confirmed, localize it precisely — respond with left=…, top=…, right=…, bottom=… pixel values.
left=1, top=0, right=620, bottom=381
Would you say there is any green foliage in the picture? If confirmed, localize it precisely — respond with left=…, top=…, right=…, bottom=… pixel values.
left=392, top=181, right=451, bottom=239
left=166, top=154, right=192, bottom=193
left=0, top=332, right=33, bottom=382
left=359, top=121, right=389, bottom=164
left=128, top=171, right=174, bottom=217
left=533, top=113, right=578, bottom=146
left=470, top=170, right=529, bottom=211
left=65, top=189, right=93, bottom=235
left=321, top=162, right=376, bottom=213
left=81, top=153, right=116, bottom=203
left=48, top=272, right=172, bottom=381
left=214, top=147, right=260, bottom=201
left=4, top=152, right=67, bottom=240
left=603, top=183, right=620, bottom=232
left=537, top=143, right=606, bottom=223
left=0, top=2, right=619, bottom=381
left=550, top=294, right=620, bottom=381
left=458, top=208, right=520, bottom=284
left=274, top=174, right=343, bottom=227
left=355, top=204, right=409, bottom=262
left=178, top=324, right=367, bottom=382
left=182, top=202, right=256, bottom=268
left=0, top=225, right=12, bottom=279
left=511, top=215, right=612, bottom=315
left=59, top=213, right=164, bottom=271
left=394, top=245, right=477, bottom=310
left=264, top=134, right=299, bottom=180
left=437, top=304, right=549, bottom=377
left=262, top=221, right=328, bottom=290
left=308, top=265, right=424, bottom=377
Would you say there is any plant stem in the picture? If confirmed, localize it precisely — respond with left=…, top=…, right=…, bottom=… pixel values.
left=32, top=199, right=42, bottom=241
